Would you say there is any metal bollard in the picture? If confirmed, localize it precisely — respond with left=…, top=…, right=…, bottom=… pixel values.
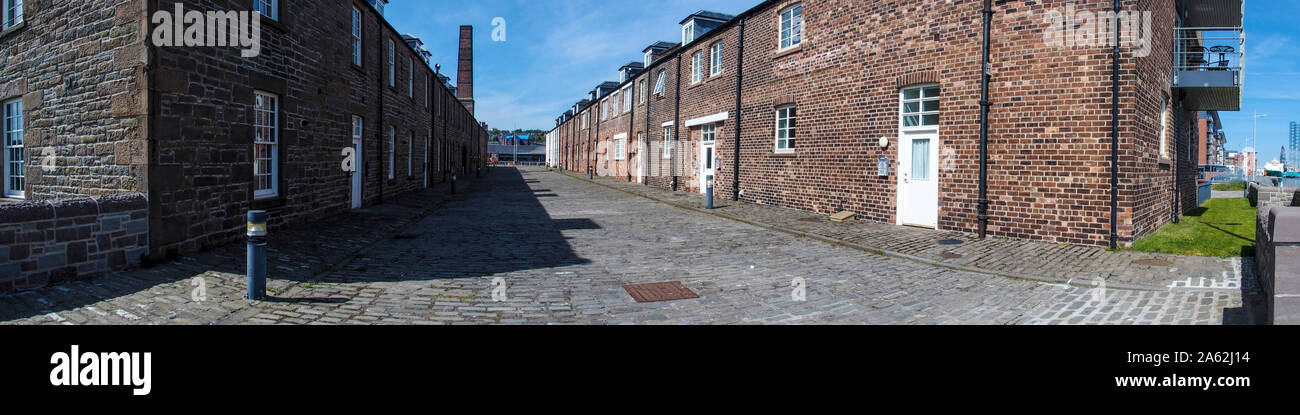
left=451, top=174, right=457, bottom=194
left=705, top=175, right=714, bottom=210
left=246, top=210, right=268, bottom=300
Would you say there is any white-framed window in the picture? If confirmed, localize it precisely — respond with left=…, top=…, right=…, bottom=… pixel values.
left=691, top=51, right=703, bottom=84
left=3, top=99, right=23, bottom=198
left=582, top=111, right=588, bottom=129
left=1159, top=96, right=1169, bottom=158
left=900, top=84, right=940, bottom=129
left=611, top=92, right=619, bottom=115
left=3, top=0, right=22, bottom=30
left=774, top=105, right=796, bottom=153
left=254, top=0, right=277, bottom=21
left=710, top=42, right=723, bottom=76
left=614, top=134, right=627, bottom=160
left=780, top=4, right=803, bottom=50
left=602, top=99, right=609, bottom=121
left=352, top=115, right=364, bottom=142
left=622, top=86, right=632, bottom=113
left=703, top=124, right=716, bottom=142
left=408, top=57, right=414, bottom=97
left=253, top=91, right=279, bottom=199
left=663, top=127, right=673, bottom=158
left=351, top=8, right=363, bottom=66
left=387, top=39, right=395, bottom=87
left=387, top=126, right=396, bottom=179
left=408, top=131, right=414, bottom=176
left=644, top=50, right=653, bottom=66
left=682, top=21, right=695, bottom=44
left=639, top=80, right=647, bottom=104
left=653, top=71, right=667, bottom=97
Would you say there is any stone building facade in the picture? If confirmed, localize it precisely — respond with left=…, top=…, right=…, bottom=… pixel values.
left=550, top=0, right=1239, bottom=248
left=1, top=0, right=487, bottom=288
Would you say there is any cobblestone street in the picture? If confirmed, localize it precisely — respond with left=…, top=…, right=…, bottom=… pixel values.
left=1, top=167, right=1259, bottom=325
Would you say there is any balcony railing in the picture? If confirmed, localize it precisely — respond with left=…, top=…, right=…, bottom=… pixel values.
left=1173, top=27, right=1244, bottom=111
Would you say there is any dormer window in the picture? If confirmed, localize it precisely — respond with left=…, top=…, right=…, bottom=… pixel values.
left=644, top=51, right=653, bottom=66
left=682, top=21, right=696, bottom=44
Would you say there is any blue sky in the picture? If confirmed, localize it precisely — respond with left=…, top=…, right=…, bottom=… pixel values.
left=387, top=0, right=1299, bottom=159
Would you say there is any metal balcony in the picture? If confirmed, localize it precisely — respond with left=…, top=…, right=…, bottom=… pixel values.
left=1173, top=0, right=1244, bottom=111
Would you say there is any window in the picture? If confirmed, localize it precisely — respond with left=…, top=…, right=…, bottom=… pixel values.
left=387, top=127, right=395, bottom=179
left=614, top=135, right=626, bottom=160
left=710, top=42, right=723, bottom=76
left=582, top=111, right=588, bottom=129
left=639, top=80, right=647, bottom=104
left=663, top=127, right=673, bottom=158
left=351, top=8, right=362, bottom=66
left=3, top=0, right=22, bottom=30
left=622, top=86, right=632, bottom=113
left=408, top=132, right=414, bottom=176
left=682, top=21, right=695, bottom=44
left=3, top=99, right=23, bottom=198
left=352, top=116, right=363, bottom=142
left=653, top=71, right=667, bottom=97
left=774, top=105, right=796, bottom=153
left=691, top=51, right=703, bottom=84
left=703, top=124, right=716, bottom=142
left=254, top=0, right=277, bottom=20
left=408, top=57, right=414, bottom=97
left=644, top=50, right=653, bottom=66
left=900, top=85, right=939, bottom=128
left=1159, top=96, right=1169, bottom=158
left=780, top=4, right=803, bottom=50
left=253, top=91, right=279, bottom=199
left=602, top=100, right=609, bottom=121
left=611, top=92, right=619, bottom=115
left=387, top=39, right=395, bottom=87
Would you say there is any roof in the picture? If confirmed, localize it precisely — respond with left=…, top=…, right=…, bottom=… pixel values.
left=643, top=41, right=679, bottom=52
left=620, top=62, right=645, bottom=71
left=679, top=10, right=736, bottom=25
left=489, top=144, right=547, bottom=155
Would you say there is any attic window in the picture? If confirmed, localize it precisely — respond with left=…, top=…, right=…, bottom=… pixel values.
left=644, top=51, right=653, bottom=66
left=683, top=21, right=696, bottom=44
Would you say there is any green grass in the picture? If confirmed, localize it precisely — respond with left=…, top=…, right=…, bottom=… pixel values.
left=1212, top=181, right=1246, bottom=191
left=1128, top=198, right=1256, bottom=258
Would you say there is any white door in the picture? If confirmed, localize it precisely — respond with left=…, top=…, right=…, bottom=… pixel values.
left=897, top=130, right=938, bottom=228
left=637, top=140, right=645, bottom=183
left=351, top=138, right=363, bottom=209
left=699, top=141, right=716, bottom=194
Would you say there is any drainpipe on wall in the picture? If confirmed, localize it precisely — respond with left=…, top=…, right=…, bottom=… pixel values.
left=732, top=18, right=746, bottom=201
left=1109, top=0, right=1121, bottom=249
left=593, top=93, right=600, bottom=177
left=629, top=82, right=635, bottom=182
left=673, top=54, right=682, bottom=192
left=977, top=0, right=994, bottom=239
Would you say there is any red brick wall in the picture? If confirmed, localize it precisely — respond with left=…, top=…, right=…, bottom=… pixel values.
left=553, top=0, right=1197, bottom=247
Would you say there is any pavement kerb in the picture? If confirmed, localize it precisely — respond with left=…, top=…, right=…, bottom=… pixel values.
left=552, top=169, right=1181, bottom=293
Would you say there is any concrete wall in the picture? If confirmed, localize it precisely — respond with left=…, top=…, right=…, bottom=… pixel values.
left=0, top=193, right=149, bottom=293
left=1257, top=206, right=1300, bottom=325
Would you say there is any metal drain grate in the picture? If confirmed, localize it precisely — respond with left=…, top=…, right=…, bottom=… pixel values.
left=936, top=239, right=964, bottom=246
left=624, top=281, right=700, bottom=303
left=1132, top=258, right=1174, bottom=267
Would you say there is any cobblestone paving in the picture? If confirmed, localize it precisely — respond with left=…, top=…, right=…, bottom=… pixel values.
left=570, top=171, right=1250, bottom=292
left=0, top=167, right=1261, bottom=325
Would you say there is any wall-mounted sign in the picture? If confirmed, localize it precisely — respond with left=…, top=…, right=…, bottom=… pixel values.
left=877, top=157, right=890, bottom=177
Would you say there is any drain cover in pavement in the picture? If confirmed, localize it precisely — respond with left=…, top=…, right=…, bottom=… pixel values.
left=939, top=252, right=963, bottom=259
left=936, top=239, right=964, bottom=246
left=624, top=281, right=700, bottom=303
left=1132, top=258, right=1174, bottom=267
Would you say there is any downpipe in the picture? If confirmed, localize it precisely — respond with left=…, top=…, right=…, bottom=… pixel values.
left=977, top=0, right=994, bottom=239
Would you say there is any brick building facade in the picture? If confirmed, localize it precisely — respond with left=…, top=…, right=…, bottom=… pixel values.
left=549, top=0, right=1242, bottom=248
left=2, top=0, right=487, bottom=288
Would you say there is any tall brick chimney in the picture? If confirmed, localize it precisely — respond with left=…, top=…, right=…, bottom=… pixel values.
left=457, top=25, right=474, bottom=115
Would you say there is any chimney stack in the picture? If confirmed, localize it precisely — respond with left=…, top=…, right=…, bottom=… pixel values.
left=457, top=25, right=474, bottom=115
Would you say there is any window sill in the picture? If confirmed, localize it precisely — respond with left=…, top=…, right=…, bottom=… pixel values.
left=252, top=195, right=287, bottom=210
left=774, top=44, right=803, bottom=59
left=771, top=150, right=797, bottom=157
left=0, top=20, right=26, bottom=42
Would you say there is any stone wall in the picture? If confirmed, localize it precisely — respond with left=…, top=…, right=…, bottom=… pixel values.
left=1256, top=206, right=1300, bottom=325
left=0, top=0, right=149, bottom=200
left=1248, top=183, right=1299, bottom=209
left=0, top=193, right=149, bottom=293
